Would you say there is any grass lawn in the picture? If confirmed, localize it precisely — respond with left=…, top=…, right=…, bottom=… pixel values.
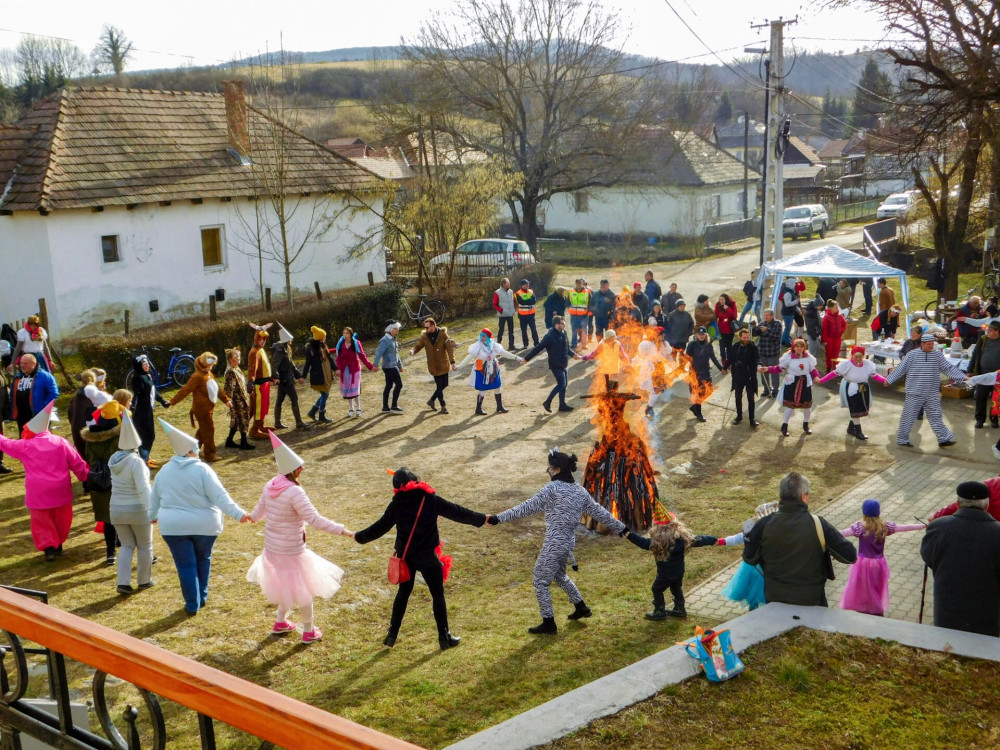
left=544, top=629, right=1000, bottom=750
left=0, top=307, right=894, bottom=749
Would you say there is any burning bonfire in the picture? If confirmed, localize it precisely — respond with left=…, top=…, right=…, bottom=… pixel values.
left=580, top=287, right=719, bottom=531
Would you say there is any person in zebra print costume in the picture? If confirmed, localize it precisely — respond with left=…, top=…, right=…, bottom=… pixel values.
left=487, top=449, right=627, bottom=634
left=884, top=334, right=968, bottom=447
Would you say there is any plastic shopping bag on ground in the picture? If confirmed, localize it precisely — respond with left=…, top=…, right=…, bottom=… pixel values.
left=681, top=626, right=744, bottom=682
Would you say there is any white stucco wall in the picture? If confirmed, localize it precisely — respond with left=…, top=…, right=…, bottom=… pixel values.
left=0, top=195, right=385, bottom=342
left=542, top=185, right=747, bottom=238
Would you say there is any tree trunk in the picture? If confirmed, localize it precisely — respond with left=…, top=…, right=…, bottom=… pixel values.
left=519, top=198, right=541, bottom=257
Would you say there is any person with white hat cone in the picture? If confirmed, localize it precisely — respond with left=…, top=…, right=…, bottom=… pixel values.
left=270, top=323, right=312, bottom=431
left=109, top=411, right=155, bottom=595
left=0, top=401, right=89, bottom=561
left=246, top=433, right=355, bottom=644
left=150, top=418, right=251, bottom=615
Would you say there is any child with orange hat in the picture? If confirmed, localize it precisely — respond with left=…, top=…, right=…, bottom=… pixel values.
left=816, top=345, right=887, bottom=440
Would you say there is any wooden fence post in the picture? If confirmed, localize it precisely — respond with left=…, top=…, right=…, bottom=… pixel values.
left=314, top=282, right=323, bottom=301
left=37, top=298, right=48, bottom=331
left=209, top=296, right=218, bottom=321
left=123, top=310, right=131, bottom=337
left=265, top=287, right=272, bottom=311
left=367, top=272, right=374, bottom=287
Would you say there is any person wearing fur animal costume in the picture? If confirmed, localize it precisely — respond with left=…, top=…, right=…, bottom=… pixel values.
left=169, top=352, right=231, bottom=462
left=486, top=449, right=628, bottom=634
left=625, top=508, right=717, bottom=619
left=815, top=345, right=888, bottom=441
left=222, top=348, right=255, bottom=451
left=246, top=324, right=274, bottom=439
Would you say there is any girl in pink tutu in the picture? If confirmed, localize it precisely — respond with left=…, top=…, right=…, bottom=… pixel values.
left=247, top=433, right=354, bottom=643
left=838, top=499, right=922, bottom=616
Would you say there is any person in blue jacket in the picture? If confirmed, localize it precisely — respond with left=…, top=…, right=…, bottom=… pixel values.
left=10, top=354, right=59, bottom=433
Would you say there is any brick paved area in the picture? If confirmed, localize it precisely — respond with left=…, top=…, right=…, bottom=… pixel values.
left=685, top=457, right=995, bottom=624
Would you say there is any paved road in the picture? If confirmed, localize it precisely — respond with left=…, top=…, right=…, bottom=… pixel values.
left=554, top=226, right=866, bottom=299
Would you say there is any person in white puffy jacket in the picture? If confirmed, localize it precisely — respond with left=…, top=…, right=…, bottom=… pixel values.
left=109, top=412, right=154, bottom=595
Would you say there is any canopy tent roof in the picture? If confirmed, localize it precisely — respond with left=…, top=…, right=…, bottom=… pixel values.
left=757, top=244, right=911, bottom=330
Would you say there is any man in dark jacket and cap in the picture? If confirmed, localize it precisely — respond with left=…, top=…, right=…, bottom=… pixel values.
left=921, top=481, right=1000, bottom=636
left=685, top=327, right=723, bottom=422
left=744, top=472, right=857, bottom=606
left=523, top=316, right=581, bottom=413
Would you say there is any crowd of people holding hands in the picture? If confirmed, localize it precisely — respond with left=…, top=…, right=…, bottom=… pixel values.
left=2, top=270, right=1000, bottom=647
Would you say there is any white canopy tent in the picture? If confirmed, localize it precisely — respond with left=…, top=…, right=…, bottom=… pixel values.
left=756, top=244, right=911, bottom=331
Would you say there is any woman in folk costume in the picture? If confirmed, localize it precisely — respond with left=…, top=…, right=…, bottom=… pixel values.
left=716, top=501, right=778, bottom=611
left=83, top=395, right=132, bottom=565
left=247, top=433, right=354, bottom=644
left=486, top=449, right=629, bottom=635
left=335, top=327, right=377, bottom=417
left=760, top=338, right=821, bottom=436
left=301, top=326, right=336, bottom=424
left=816, top=345, right=888, bottom=440
left=355, top=468, right=486, bottom=649
left=458, top=328, right=524, bottom=415
left=109, top=411, right=155, bottom=594
left=0, top=402, right=88, bottom=561
left=169, top=352, right=231, bottom=463
left=130, top=355, right=170, bottom=466
left=246, top=323, right=274, bottom=439
left=582, top=329, right=631, bottom=375
left=222, top=347, right=254, bottom=451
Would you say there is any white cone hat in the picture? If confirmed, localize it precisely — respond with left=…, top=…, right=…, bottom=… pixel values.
left=277, top=322, right=293, bottom=344
left=25, top=400, right=54, bottom=434
left=158, top=418, right=199, bottom=457
left=118, top=411, right=142, bottom=451
left=269, top=431, right=304, bottom=475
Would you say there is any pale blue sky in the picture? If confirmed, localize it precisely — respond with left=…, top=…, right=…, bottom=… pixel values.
left=2, top=0, right=891, bottom=72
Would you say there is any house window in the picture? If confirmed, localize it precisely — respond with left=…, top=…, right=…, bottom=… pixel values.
left=101, top=235, right=120, bottom=263
left=201, top=226, right=224, bottom=267
left=574, top=192, right=590, bottom=213
left=713, top=195, right=722, bottom=218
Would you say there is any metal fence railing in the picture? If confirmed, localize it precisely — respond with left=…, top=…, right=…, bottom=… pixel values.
left=704, top=217, right=762, bottom=247
left=828, top=199, right=881, bottom=227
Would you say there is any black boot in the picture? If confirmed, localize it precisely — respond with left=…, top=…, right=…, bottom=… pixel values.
left=439, top=631, right=461, bottom=649
left=781, top=423, right=789, bottom=436
left=855, top=424, right=869, bottom=440
left=528, top=617, right=557, bottom=635
left=318, top=411, right=333, bottom=423
left=224, top=427, right=238, bottom=449
left=803, top=422, right=812, bottom=435
left=238, top=433, right=256, bottom=450
left=847, top=421, right=858, bottom=437
left=542, top=398, right=553, bottom=413
left=307, top=405, right=319, bottom=420
left=495, top=394, right=508, bottom=414
left=567, top=601, right=592, bottom=620
left=383, top=631, right=397, bottom=648
left=666, top=607, right=688, bottom=618
left=645, top=607, right=668, bottom=621
left=475, top=396, right=486, bottom=416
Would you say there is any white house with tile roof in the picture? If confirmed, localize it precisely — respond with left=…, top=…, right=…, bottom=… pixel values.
left=0, top=83, right=386, bottom=342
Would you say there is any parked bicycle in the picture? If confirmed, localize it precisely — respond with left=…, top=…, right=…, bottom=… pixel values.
left=399, top=294, right=446, bottom=327
left=124, top=345, right=196, bottom=391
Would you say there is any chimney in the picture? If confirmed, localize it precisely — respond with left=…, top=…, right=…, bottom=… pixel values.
left=222, top=80, right=250, bottom=157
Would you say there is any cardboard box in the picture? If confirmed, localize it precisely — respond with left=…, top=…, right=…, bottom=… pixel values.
left=941, top=384, right=971, bottom=399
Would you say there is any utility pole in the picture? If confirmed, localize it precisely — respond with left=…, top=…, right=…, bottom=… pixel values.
left=742, top=111, right=750, bottom=220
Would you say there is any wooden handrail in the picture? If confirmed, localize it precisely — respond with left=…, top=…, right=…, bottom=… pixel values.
left=0, top=588, right=424, bottom=750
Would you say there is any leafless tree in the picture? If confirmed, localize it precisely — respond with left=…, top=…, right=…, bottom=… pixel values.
left=397, top=0, right=661, bottom=252
left=92, top=24, right=134, bottom=81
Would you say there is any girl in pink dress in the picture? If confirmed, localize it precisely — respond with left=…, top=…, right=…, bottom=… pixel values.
left=246, top=433, right=354, bottom=643
left=838, top=499, right=923, bottom=616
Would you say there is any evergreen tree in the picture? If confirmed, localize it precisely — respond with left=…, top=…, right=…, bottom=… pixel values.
left=820, top=89, right=847, bottom=139
left=852, top=58, right=893, bottom=130
left=714, top=91, right=732, bottom=124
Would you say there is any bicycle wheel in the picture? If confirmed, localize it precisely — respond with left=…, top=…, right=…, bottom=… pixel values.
left=172, top=355, right=196, bottom=388
left=422, top=300, right=446, bottom=324
left=124, top=369, right=135, bottom=392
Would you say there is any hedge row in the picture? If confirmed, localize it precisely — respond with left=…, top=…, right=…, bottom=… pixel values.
left=431, top=263, right=557, bottom=320
left=77, top=285, right=403, bottom=389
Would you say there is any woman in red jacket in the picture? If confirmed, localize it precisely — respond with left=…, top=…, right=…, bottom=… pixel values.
left=821, top=300, right=848, bottom=373
left=714, top=294, right=740, bottom=367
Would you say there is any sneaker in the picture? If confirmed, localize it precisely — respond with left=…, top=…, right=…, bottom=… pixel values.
left=381, top=407, right=392, bottom=413
left=347, top=409, right=355, bottom=417
left=272, top=620, right=297, bottom=634
left=138, top=581, right=156, bottom=590
left=106, top=555, right=116, bottom=566
left=116, top=585, right=135, bottom=595
left=391, top=406, right=404, bottom=413
left=993, top=445, right=1000, bottom=461
left=938, top=440, right=956, bottom=448
left=302, top=628, right=323, bottom=643
left=355, top=410, right=363, bottom=418
left=558, top=405, right=574, bottom=412
left=0, top=465, right=12, bottom=475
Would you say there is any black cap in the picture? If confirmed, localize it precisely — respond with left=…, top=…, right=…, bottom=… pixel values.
left=520, top=279, right=529, bottom=286
left=957, top=481, right=990, bottom=500
left=696, top=326, right=707, bottom=334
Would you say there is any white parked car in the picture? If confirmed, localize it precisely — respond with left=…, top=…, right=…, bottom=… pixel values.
left=429, top=238, right=536, bottom=276
left=782, top=204, right=829, bottom=240
left=876, top=192, right=916, bottom=220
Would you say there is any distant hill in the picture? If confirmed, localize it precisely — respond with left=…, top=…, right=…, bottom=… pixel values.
left=233, top=46, right=404, bottom=66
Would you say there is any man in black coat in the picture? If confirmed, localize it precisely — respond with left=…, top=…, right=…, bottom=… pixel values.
left=590, top=280, right=617, bottom=337
left=745, top=472, right=857, bottom=606
left=685, top=327, right=723, bottom=422
left=921, top=481, right=1000, bottom=636
left=523, top=316, right=581, bottom=413
left=727, top=327, right=760, bottom=427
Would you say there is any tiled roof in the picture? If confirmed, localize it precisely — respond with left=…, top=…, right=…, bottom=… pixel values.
left=0, top=87, right=381, bottom=212
left=349, top=146, right=414, bottom=180
left=787, top=136, right=823, bottom=166
left=818, top=139, right=850, bottom=160
left=631, top=130, right=757, bottom=187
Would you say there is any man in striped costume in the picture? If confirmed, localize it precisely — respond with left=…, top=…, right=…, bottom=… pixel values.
left=487, top=449, right=627, bottom=634
left=885, top=333, right=967, bottom=447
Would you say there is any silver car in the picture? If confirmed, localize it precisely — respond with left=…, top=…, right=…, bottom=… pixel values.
left=782, top=204, right=829, bottom=240
left=876, top=192, right=916, bottom=220
left=429, top=238, right=536, bottom=276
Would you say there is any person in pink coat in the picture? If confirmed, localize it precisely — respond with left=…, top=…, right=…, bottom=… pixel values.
left=246, top=433, right=355, bottom=644
left=821, top=300, right=848, bottom=373
left=0, top=401, right=89, bottom=561
left=334, top=327, right=377, bottom=417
